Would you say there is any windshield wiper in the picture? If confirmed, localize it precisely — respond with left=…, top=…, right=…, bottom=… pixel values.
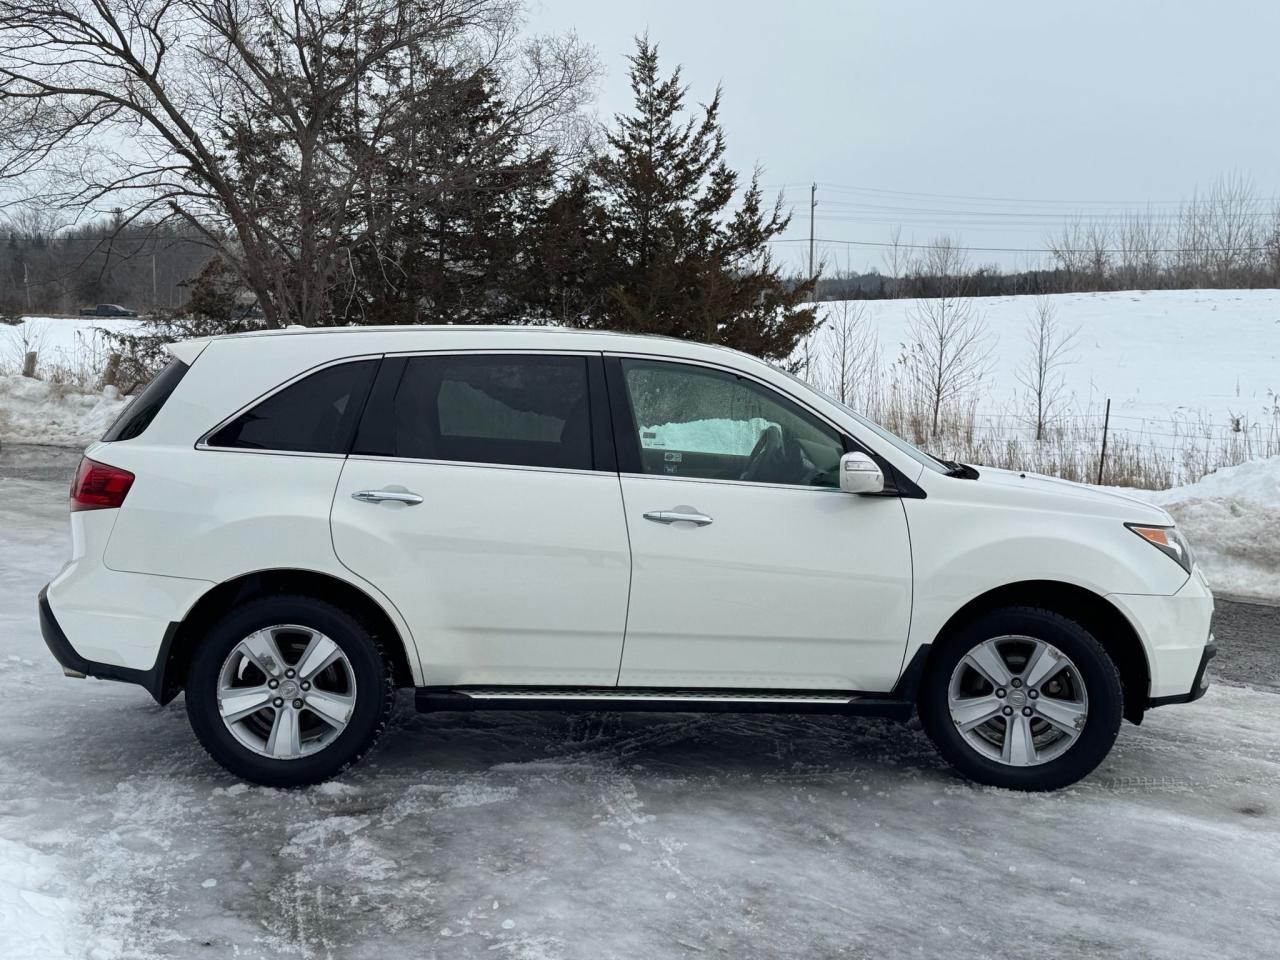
left=938, top=459, right=980, bottom=479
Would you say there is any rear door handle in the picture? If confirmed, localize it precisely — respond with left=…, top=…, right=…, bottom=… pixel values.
left=352, top=489, right=424, bottom=506
left=643, top=508, right=713, bottom=527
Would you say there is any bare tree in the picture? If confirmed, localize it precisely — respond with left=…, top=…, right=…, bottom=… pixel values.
left=0, top=0, right=596, bottom=327
left=901, top=238, right=991, bottom=436
left=1015, top=297, right=1077, bottom=440
left=820, top=299, right=879, bottom=406
left=881, top=225, right=907, bottom=296
left=1204, top=171, right=1261, bottom=284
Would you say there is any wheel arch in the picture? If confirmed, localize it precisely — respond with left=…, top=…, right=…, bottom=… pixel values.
left=922, top=579, right=1151, bottom=724
left=156, top=568, right=417, bottom=704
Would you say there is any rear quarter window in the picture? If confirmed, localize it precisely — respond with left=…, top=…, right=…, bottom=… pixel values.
left=102, top=359, right=190, bottom=442
left=205, top=359, right=378, bottom=454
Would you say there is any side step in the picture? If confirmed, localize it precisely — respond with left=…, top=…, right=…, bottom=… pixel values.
left=415, top=686, right=914, bottom=720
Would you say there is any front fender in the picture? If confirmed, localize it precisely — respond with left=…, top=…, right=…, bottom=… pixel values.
left=902, top=497, right=1188, bottom=655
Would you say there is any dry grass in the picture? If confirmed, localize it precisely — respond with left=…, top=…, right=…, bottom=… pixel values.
left=802, top=354, right=1279, bottom=490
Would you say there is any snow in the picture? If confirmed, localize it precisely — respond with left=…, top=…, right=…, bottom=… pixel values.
left=0, top=317, right=138, bottom=446
left=0, top=375, right=128, bottom=446
left=1, top=457, right=1279, bottom=959
left=0, top=316, right=141, bottom=379
left=1121, top=456, right=1280, bottom=602
left=0, top=838, right=77, bottom=960
left=810, top=288, right=1280, bottom=428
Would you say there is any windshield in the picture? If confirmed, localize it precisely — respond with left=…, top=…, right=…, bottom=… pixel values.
left=770, top=365, right=949, bottom=474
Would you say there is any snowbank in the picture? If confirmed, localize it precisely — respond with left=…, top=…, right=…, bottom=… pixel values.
left=0, top=837, right=77, bottom=960
left=1124, top=456, right=1280, bottom=602
left=0, top=375, right=127, bottom=447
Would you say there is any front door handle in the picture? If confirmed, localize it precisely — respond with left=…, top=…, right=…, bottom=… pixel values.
left=352, top=489, right=424, bottom=506
left=643, top=507, right=713, bottom=527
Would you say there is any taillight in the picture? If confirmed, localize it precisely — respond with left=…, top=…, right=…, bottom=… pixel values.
left=70, top=457, right=135, bottom=512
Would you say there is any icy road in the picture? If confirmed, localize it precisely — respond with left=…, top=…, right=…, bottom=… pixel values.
left=1, top=451, right=1277, bottom=960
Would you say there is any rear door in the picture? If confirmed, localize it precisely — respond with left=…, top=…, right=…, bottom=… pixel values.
left=330, top=352, right=631, bottom=687
left=608, top=355, right=913, bottom=692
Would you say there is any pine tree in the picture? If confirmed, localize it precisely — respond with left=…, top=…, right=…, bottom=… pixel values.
left=550, top=37, right=816, bottom=361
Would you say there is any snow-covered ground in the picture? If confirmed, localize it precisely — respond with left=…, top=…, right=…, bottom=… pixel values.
left=811, top=288, right=1280, bottom=426
left=2, top=465, right=1279, bottom=959
left=0, top=316, right=140, bottom=379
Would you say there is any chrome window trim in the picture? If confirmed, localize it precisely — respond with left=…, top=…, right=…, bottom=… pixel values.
left=345, top=454, right=609, bottom=479
left=619, top=471, right=844, bottom=494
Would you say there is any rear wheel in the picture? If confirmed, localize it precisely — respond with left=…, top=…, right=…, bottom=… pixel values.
left=920, top=606, right=1123, bottom=791
left=185, top=596, right=394, bottom=786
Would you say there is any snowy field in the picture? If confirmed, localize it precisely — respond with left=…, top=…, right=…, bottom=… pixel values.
left=2, top=459, right=1280, bottom=959
left=809, top=288, right=1280, bottom=428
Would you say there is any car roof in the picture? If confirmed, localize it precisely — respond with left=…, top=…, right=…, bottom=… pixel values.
left=195, top=323, right=761, bottom=363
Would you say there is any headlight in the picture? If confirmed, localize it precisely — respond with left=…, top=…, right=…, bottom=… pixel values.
left=1126, top=523, right=1195, bottom=574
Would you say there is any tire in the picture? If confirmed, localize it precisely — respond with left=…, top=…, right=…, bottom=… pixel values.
left=185, top=595, right=394, bottom=787
left=919, top=606, right=1123, bottom=791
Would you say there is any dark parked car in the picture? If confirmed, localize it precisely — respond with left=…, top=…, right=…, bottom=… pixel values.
left=79, top=304, right=138, bottom=317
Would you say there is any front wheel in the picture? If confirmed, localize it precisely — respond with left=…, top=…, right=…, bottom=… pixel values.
left=185, top=595, right=394, bottom=787
left=920, top=606, right=1123, bottom=791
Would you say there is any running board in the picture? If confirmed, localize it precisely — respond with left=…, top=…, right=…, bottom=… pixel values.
left=414, top=686, right=914, bottom=720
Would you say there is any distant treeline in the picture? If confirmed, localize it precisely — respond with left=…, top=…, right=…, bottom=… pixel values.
left=813, top=174, right=1280, bottom=302
left=0, top=214, right=209, bottom=316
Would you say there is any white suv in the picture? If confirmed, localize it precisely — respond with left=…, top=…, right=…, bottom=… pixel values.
left=38, top=327, right=1215, bottom=790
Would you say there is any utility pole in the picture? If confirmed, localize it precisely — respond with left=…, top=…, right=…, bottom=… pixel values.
left=808, top=182, right=817, bottom=280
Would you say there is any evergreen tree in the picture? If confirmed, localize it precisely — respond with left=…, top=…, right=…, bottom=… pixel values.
left=544, top=37, right=816, bottom=361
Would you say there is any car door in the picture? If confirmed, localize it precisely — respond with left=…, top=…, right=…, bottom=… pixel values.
left=608, top=355, right=913, bottom=692
left=330, top=352, right=631, bottom=687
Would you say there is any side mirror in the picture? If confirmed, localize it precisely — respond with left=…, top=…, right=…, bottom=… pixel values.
left=839, top=451, right=884, bottom=495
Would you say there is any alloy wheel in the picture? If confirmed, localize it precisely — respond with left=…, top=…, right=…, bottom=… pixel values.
left=215, top=624, right=357, bottom=760
left=947, top=635, right=1089, bottom=767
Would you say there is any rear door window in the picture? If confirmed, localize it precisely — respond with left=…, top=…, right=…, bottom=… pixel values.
left=102, top=359, right=189, bottom=442
left=206, top=359, right=378, bottom=454
left=354, top=354, right=594, bottom=470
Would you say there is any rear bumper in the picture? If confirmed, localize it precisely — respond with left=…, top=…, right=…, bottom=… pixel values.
left=38, top=584, right=175, bottom=703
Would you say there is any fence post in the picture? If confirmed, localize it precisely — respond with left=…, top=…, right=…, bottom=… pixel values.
left=101, top=352, right=122, bottom=389
left=21, top=350, right=37, bottom=378
left=1096, top=397, right=1111, bottom=485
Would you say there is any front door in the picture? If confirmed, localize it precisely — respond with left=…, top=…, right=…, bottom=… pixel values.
left=609, top=356, right=913, bottom=692
left=331, top=353, right=631, bottom=687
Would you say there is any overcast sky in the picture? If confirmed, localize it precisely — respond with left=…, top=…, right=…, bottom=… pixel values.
left=527, top=0, right=1280, bottom=272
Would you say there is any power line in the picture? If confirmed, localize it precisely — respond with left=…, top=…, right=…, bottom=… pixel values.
left=804, top=181, right=1280, bottom=207
left=766, top=236, right=1279, bottom=255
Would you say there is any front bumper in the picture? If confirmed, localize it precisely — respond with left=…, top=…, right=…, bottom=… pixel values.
left=1108, top=567, right=1215, bottom=705
left=38, top=584, right=174, bottom=703
left=1148, top=640, right=1216, bottom=708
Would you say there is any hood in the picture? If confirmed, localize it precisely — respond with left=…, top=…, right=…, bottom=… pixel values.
left=970, top=466, right=1175, bottom=524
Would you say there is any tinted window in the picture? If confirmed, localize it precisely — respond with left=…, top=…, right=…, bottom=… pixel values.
left=102, top=359, right=189, bottom=442
left=620, top=359, right=844, bottom=487
left=357, top=354, right=592, bottom=470
left=207, top=359, right=377, bottom=454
